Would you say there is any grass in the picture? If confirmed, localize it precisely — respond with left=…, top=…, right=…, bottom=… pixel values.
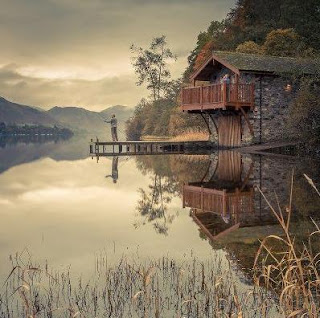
left=140, top=135, right=171, bottom=141
left=254, top=173, right=320, bottom=317
left=169, top=130, right=209, bottom=142
left=140, top=131, right=209, bottom=142
left=0, top=254, right=278, bottom=318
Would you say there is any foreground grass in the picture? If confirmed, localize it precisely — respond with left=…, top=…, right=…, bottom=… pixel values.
left=254, top=174, right=320, bottom=317
left=0, top=254, right=278, bottom=318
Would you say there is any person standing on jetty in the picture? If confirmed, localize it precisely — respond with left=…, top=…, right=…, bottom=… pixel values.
left=104, top=114, right=118, bottom=141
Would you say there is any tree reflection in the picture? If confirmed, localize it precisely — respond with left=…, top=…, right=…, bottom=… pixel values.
left=134, top=174, right=178, bottom=235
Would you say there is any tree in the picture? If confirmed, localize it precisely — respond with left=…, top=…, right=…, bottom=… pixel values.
left=185, top=20, right=226, bottom=79
left=125, top=98, right=149, bottom=140
left=263, top=28, right=307, bottom=57
left=287, top=78, right=320, bottom=151
left=193, top=40, right=215, bottom=71
left=130, top=36, right=176, bottom=102
left=236, top=41, right=263, bottom=54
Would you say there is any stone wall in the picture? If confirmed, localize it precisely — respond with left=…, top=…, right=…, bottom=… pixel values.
left=242, top=74, right=297, bottom=144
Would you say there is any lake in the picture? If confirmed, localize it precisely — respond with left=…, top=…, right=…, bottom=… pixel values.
left=0, top=135, right=319, bottom=316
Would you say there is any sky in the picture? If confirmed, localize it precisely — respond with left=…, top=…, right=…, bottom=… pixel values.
left=0, top=0, right=236, bottom=111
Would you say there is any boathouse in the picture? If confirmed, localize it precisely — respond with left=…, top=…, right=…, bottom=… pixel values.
left=181, top=51, right=319, bottom=146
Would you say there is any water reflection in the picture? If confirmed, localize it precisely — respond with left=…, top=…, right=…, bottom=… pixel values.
left=106, top=156, right=119, bottom=183
left=134, top=150, right=320, bottom=269
left=135, top=174, right=178, bottom=235
left=0, top=137, right=319, bottom=283
left=0, top=135, right=88, bottom=174
left=183, top=151, right=258, bottom=240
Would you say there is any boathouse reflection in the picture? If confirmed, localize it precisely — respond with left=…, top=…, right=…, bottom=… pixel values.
left=183, top=151, right=275, bottom=240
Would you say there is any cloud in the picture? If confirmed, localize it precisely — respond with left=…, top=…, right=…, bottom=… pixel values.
left=0, top=64, right=147, bottom=110
left=0, top=0, right=236, bottom=109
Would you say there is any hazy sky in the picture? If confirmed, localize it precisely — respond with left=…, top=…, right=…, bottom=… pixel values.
left=0, top=0, right=236, bottom=111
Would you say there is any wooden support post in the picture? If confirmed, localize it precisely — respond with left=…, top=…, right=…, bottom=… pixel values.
left=240, top=106, right=254, bottom=137
left=200, top=113, right=212, bottom=135
left=209, top=114, right=219, bottom=138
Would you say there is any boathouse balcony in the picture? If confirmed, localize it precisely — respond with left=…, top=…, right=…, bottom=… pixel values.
left=181, top=83, right=255, bottom=112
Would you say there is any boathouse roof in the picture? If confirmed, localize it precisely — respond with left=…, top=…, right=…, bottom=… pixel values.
left=191, top=51, right=320, bottom=81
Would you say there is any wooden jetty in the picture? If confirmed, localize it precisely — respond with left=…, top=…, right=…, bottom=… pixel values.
left=89, top=139, right=212, bottom=157
left=89, top=139, right=297, bottom=158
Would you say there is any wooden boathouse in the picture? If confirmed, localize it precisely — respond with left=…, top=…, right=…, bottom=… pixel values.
left=181, top=51, right=319, bottom=147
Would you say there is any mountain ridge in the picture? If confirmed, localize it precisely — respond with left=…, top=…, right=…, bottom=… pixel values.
left=0, top=97, right=133, bottom=133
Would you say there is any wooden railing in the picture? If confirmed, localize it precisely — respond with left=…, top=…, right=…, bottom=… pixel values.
left=181, top=83, right=255, bottom=110
left=183, top=185, right=254, bottom=216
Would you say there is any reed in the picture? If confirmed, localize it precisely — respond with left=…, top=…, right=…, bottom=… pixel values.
left=254, top=173, right=320, bottom=317
left=0, top=254, right=278, bottom=318
left=169, top=130, right=209, bottom=141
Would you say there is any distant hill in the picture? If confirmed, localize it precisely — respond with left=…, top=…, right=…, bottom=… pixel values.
left=0, top=97, right=133, bottom=134
left=47, top=106, right=106, bottom=133
left=0, top=97, right=57, bottom=126
left=100, top=105, right=134, bottom=123
left=48, top=105, right=133, bottom=133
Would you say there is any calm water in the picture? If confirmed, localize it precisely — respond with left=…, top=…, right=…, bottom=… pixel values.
left=0, top=135, right=319, bottom=283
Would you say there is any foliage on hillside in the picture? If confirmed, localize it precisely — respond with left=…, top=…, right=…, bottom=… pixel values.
left=127, top=0, right=320, bottom=141
left=186, top=0, right=320, bottom=74
left=126, top=96, right=207, bottom=140
left=287, top=79, right=320, bottom=154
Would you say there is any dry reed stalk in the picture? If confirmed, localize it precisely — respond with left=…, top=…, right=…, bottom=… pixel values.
left=1, top=253, right=277, bottom=318
left=170, top=131, right=209, bottom=141
left=254, top=173, right=320, bottom=317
